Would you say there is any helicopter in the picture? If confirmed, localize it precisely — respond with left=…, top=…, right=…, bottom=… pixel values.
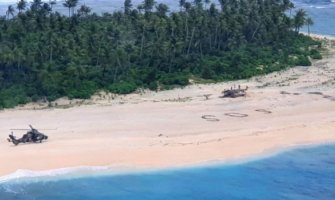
left=7, top=125, right=48, bottom=146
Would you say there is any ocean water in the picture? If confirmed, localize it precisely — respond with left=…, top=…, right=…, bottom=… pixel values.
left=292, top=0, right=335, bottom=36
left=0, top=0, right=334, bottom=35
left=1, top=144, right=335, bottom=200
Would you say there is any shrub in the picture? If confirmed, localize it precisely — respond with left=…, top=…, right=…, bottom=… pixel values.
left=159, top=74, right=189, bottom=86
left=66, top=81, right=98, bottom=99
left=201, top=67, right=216, bottom=79
left=108, top=81, right=137, bottom=94
left=295, top=55, right=312, bottom=66
left=310, top=49, right=322, bottom=59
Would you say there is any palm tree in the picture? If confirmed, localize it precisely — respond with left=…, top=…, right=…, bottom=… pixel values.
left=6, top=5, right=15, bottom=19
left=194, top=0, right=203, bottom=9
left=31, top=0, right=43, bottom=11
left=124, top=0, right=133, bottom=15
left=70, top=0, right=79, bottom=16
left=137, top=4, right=144, bottom=14
left=184, top=2, right=192, bottom=11
left=156, top=3, right=169, bottom=17
left=305, top=17, right=314, bottom=36
left=42, top=3, right=52, bottom=14
left=63, top=0, right=79, bottom=17
left=293, top=9, right=307, bottom=32
left=17, top=0, right=27, bottom=13
left=78, top=5, right=92, bottom=17
left=49, top=0, right=57, bottom=10
left=204, top=0, right=211, bottom=9
left=63, top=0, right=72, bottom=17
left=282, top=0, right=295, bottom=16
left=218, top=0, right=227, bottom=11
left=143, top=0, right=156, bottom=14
left=179, top=0, right=186, bottom=11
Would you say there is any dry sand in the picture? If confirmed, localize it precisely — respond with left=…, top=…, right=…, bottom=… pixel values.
left=1, top=36, right=335, bottom=177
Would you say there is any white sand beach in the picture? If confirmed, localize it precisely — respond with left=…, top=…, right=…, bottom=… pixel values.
left=0, top=36, right=334, bottom=177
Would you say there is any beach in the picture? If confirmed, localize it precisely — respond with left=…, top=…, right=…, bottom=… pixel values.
left=0, top=36, right=335, bottom=178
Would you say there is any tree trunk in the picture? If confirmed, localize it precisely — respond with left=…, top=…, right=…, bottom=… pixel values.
left=251, top=23, right=261, bottom=41
left=140, top=29, right=145, bottom=58
left=185, top=14, right=189, bottom=46
left=114, top=56, right=122, bottom=82
left=50, top=45, right=53, bottom=62
left=96, top=45, right=102, bottom=66
left=214, top=25, right=219, bottom=49
left=187, top=27, right=196, bottom=56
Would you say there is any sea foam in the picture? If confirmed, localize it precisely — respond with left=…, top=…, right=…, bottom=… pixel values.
left=0, top=142, right=327, bottom=184
left=0, top=166, right=112, bottom=184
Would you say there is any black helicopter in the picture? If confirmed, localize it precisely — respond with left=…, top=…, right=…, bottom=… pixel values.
left=7, top=125, right=48, bottom=146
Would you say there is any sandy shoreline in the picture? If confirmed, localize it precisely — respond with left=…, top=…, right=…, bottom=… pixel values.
left=1, top=34, right=335, bottom=178
left=1, top=140, right=334, bottom=183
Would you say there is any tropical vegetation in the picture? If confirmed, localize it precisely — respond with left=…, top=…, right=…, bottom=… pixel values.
left=0, top=0, right=321, bottom=108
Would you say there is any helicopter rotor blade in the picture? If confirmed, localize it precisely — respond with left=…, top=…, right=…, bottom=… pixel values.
left=9, top=128, right=58, bottom=131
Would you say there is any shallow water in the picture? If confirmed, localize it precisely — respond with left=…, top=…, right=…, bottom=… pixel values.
left=1, top=144, right=335, bottom=200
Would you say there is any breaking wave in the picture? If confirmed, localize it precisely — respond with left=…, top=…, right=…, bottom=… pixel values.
left=0, top=166, right=112, bottom=184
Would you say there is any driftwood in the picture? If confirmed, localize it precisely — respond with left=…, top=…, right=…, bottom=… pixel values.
left=221, top=85, right=248, bottom=98
left=203, top=94, right=212, bottom=100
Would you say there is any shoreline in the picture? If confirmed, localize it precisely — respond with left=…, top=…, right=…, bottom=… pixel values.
left=1, top=141, right=335, bottom=183
left=1, top=34, right=335, bottom=179
left=302, top=32, right=335, bottom=41
left=1, top=120, right=335, bottom=178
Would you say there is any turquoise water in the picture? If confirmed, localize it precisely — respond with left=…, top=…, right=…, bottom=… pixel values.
left=1, top=144, right=335, bottom=200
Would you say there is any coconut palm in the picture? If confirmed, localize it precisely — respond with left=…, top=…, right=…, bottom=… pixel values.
left=6, top=5, right=15, bottom=19
left=17, top=0, right=27, bottom=13
left=31, top=0, right=43, bottom=11
left=204, top=0, right=211, bottom=9
left=156, top=3, right=169, bottom=17
left=63, top=0, right=72, bottom=17
left=293, top=9, right=307, bottom=32
left=49, top=0, right=57, bottom=10
left=63, top=0, right=79, bottom=17
left=305, top=17, right=314, bottom=36
left=70, top=0, right=79, bottom=16
left=143, top=0, right=156, bottom=14
left=78, top=5, right=92, bottom=17
left=179, top=0, right=186, bottom=11
left=124, top=0, right=133, bottom=14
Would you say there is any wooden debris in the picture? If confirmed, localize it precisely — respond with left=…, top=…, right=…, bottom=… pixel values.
left=203, top=94, right=212, bottom=100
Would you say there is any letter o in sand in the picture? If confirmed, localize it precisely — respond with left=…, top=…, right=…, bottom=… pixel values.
left=224, top=113, right=248, bottom=118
